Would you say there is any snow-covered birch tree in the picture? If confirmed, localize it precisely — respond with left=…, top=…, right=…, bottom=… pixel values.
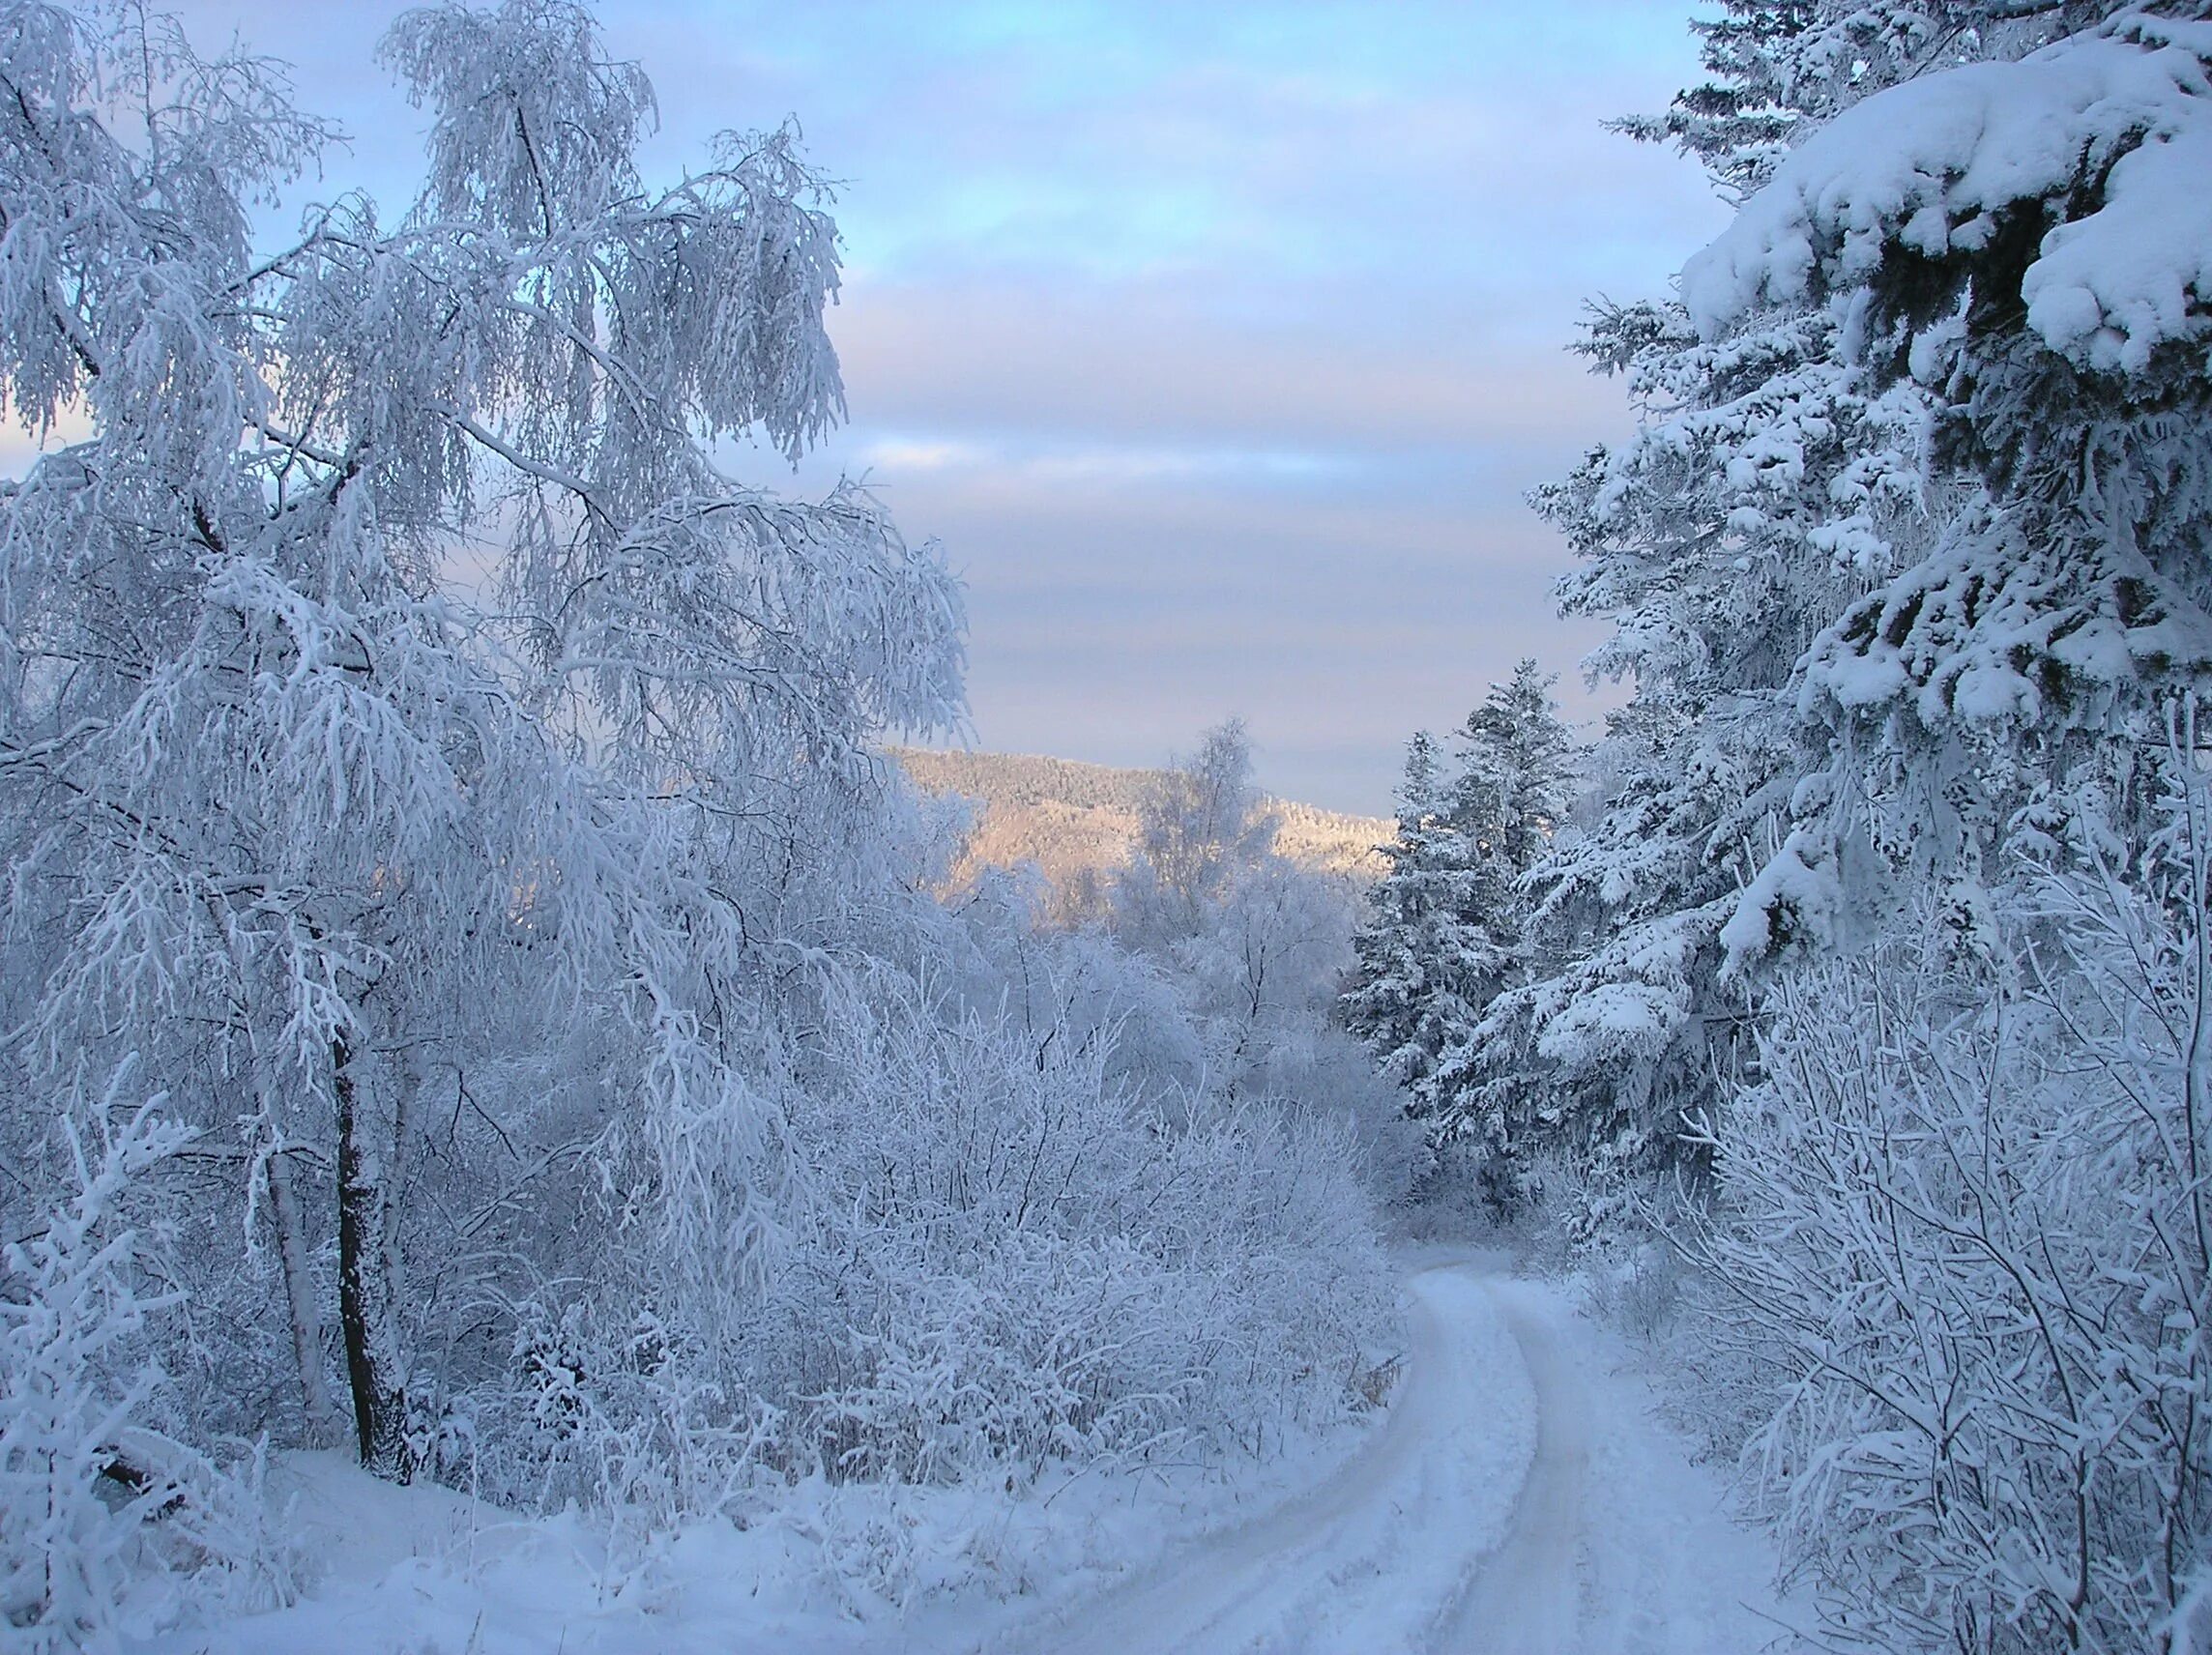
left=0, top=0, right=962, bottom=1484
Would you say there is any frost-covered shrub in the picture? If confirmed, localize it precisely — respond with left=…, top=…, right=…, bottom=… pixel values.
left=455, top=1292, right=778, bottom=1557
left=757, top=964, right=1392, bottom=1485
left=1, top=1081, right=293, bottom=1650
left=893, top=866, right=1207, bottom=1113
left=444, top=914, right=1391, bottom=1541
left=2, top=1099, right=183, bottom=1649
left=1686, top=746, right=2212, bottom=1653
left=1581, top=1240, right=1682, bottom=1345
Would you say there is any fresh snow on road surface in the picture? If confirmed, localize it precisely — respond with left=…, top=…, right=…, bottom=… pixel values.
left=138, top=1256, right=1790, bottom=1655
left=1450, top=1272, right=1790, bottom=1654
left=993, top=1254, right=1789, bottom=1655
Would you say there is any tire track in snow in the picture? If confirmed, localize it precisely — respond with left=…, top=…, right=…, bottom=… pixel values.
left=1438, top=1277, right=1592, bottom=1653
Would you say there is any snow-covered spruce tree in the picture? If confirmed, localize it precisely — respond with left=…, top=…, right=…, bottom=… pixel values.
left=0, top=0, right=960, bottom=1494
left=1447, top=660, right=1578, bottom=915
left=1349, top=675, right=1556, bottom=1181
left=1684, top=5, right=2212, bottom=972
left=1511, top=289, right=1923, bottom=1201
left=1618, top=2, right=2112, bottom=203
left=1540, top=5, right=2212, bottom=1645
left=1378, top=663, right=1575, bottom=1198
left=1639, top=13, right=2212, bottom=1645
left=1344, top=731, right=1471, bottom=1099
left=1515, top=259, right=1922, bottom=1200
left=1503, top=0, right=2123, bottom=1202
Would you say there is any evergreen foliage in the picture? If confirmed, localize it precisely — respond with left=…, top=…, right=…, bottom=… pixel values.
left=1347, top=662, right=1575, bottom=1195
left=1516, top=2, right=2212, bottom=1646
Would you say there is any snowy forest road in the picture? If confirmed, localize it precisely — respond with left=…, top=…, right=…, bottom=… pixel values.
left=987, top=1256, right=1787, bottom=1655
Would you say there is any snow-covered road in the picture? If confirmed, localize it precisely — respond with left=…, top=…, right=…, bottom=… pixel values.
left=157, top=1257, right=1790, bottom=1655
left=991, top=1256, right=1787, bottom=1655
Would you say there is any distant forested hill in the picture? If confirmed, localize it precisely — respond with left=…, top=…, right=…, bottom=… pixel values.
left=892, top=747, right=1390, bottom=896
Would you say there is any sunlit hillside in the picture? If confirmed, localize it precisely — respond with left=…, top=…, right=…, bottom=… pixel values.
left=892, top=747, right=1392, bottom=897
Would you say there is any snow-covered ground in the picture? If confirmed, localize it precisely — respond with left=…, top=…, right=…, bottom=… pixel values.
left=134, top=1256, right=1791, bottom=1655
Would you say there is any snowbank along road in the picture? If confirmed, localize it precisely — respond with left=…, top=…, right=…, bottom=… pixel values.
left=992, top=1256, right=1788, bottom=1655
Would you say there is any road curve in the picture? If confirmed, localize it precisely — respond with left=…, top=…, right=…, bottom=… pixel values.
left=983, top=1257, right=1532, bottom=1655
left=981, top=1256, right=1787, bottom=1655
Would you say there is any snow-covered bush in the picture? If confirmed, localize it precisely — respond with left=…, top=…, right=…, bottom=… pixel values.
left=403, top=847, right=1393, bottom=1558
left=1685, top=731, right=2212, bottom=1653
left=2, top=1094, right=185, bottom=1649
left=760, top=962, right=1392, bottom=1485
left=1, top=1076, right=294, bottom=1650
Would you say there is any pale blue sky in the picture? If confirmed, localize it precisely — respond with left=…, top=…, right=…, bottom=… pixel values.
left=166, top=0, right=1729, bottom=811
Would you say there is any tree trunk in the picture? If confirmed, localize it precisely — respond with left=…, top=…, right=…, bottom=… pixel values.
left=335, top=1031, right=410, bottom=1479
left=267, top=1147, right=339, bottom=1437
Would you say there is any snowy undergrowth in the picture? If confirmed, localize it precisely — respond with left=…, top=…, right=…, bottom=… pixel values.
left=752, top=966, right=1396, bottom=1493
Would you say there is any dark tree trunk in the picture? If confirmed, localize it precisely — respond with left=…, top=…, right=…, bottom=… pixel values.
left=335, top=1031, right=409, bottom=1479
